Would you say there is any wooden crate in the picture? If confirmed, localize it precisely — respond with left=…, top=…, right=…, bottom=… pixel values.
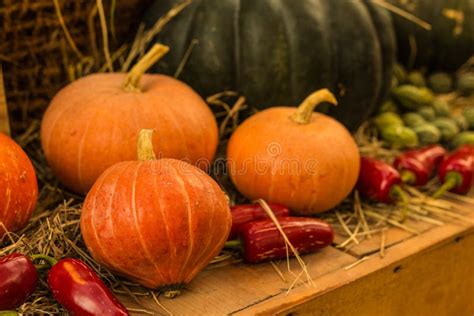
left=119, top=199, right=474, bottom=315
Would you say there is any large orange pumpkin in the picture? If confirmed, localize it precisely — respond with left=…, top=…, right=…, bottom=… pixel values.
left=0, top=133, right=38, bottom=237
left=227, top=89, right=360, bottom=214
left=41, top=44, right=218, bottom=194
left=80, top=130, right=231, bottom=296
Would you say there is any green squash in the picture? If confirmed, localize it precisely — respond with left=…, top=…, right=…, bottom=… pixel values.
left=388, top=0, right=474, bottom=71
left=144, top=0, right=396, bottom=130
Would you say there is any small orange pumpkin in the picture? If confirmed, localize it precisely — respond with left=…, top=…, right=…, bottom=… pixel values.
left=0, top=133, right=38, bottom=237
left=80, top=130, right=231, bottom=295
left=227, top=89, right=360, bottom=214
left=41, top=44, right=218, bottom=194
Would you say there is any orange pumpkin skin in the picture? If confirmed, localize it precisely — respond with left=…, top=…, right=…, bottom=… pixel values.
left=41, top=73, right=218, bottom=194
left=0, top=133, right=38, bottom=237
left=227, top=107, right=360, bottom=214
left=80, top=158, right=231, bottom=289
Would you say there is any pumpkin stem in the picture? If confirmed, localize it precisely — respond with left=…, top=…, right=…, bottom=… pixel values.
left=123, top=43, right=170, bottom=92
left=291, top=89, right=338, bottom=124
left=137, top=129, right=156, bottom=161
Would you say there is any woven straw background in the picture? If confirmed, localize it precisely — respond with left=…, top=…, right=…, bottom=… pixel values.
left=0, top=0, right=150, bottom=115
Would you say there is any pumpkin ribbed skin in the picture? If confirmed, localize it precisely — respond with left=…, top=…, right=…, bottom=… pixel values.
left=0, top=133, right=38, bottom=237
left=41, top=73, right=218, bottom=194
left=227, top=107, right=360, bottom=214
left=389, top=0, right=474, bottom=71
left=80, top=158, right=231, bottom=288
left=144, top=0, right=396, bottom=131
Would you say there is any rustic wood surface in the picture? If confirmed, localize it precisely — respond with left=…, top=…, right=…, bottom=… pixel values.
left=117, top=197, right=474, bottom=315
left=0, top=66, right=10, bottom=136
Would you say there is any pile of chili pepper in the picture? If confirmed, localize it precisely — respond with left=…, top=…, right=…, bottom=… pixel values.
left=225, top=202, right=334, bottom=263
left=357, top=145, right=449, bottom=218
left=357, top=144, right=474, bottom=213
left=0, top=253, right=128, bottom=315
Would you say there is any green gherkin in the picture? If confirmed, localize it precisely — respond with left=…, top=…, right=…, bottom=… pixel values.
left=428, top=72, right=453, bottom=94
left=373, top=112, right=403, bottom=130
left=432, top=98, right=450, bottom=117
left=380, top=125, right=418, bottom=148
left=457, top=73, right=474, bottom=96
left=406, top=71, right=426, bottom=87
left=402, top=112, right=426, bottom=127
left=412, top=124, right=441, bottom=145
left=417, top=106, right=436, bottom=121
left=378, top=99, right=399, bottom=114
left=392, top=85, right=434, bottom=110
left=433, top=117, right=460, bottom=142
left=453, top=114, right=469, bottom=132
left=393, top=63, right=407, bottom=83
left=462, top=106, right=474, bottom=129
left=452, top=132, right=474, bottom=148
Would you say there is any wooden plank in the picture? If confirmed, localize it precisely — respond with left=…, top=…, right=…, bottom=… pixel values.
left=333, top=218, right=434, bottom=257
left=274, top=230, right=474, bottom=316
left=333, top=195, right=474, bottom=257
left=0, top=65, right=10, bottom=136
left=120, top=247, right=357, bottom=315
left=239, top=207, right=474, bottom=315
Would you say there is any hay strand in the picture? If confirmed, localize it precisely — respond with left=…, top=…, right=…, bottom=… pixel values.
left=0, top=65, right=10, bottom=136
left=53, top=0, right=85, bottom=59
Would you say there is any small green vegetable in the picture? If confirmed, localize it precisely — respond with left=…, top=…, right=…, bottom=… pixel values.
left=417, top=106, right=436, bottom=121
left=452, top=131, right=474, bottom=148
left=378, top=99, right=399, bottom=114
left=433, top=117, right=460, bottom=142
left=457, top=73, right=474, bottom=96
left=462, top=106, right=474, bottom=129
left=392, top=85, right=434, bottom=110
left=412, top=124, right=441, bottom=145
left=380, top=125, right=418, bottom=148
left=391, top=76, right=399, bottom=90
left=402, top=112, right=426, bottom=127
left=406, top=71, right=426, bottom=87
left=393, top=63, right=407, bottom=83
left=428, top=72, right=453, bottom=94
left=453, top=114, right=469, bottom=131
left=432, top=98, right=450, bottom=117
left=373, top=112, right=403, bottom=130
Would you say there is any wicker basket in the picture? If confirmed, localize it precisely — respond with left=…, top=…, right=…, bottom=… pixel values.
left=0, top=0, right=150, bottom=114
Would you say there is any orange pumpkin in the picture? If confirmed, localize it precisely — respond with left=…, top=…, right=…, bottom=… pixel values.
left=0, top=133, right=38, bottom=237
left=41, top=44, right=218, bottom=194
left=80, top=130, right=231, bottom=295
left=227, top=89, right=360, bottom=214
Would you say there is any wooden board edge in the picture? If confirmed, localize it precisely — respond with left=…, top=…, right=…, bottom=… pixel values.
left=234, top=221, right=474, bottom=315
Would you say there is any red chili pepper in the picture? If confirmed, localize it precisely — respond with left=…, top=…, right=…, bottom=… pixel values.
left=432, top=145, right=474, bottom=198
left=32, top=255, right=128, bottom=316
left=0, top=253, right=37, bottom=310
left=357, top=157, right=407, bottom=203
left=393, top=145, right=446, bottom=186
left=226, top=217, right=333, bottom=263
left=229, top=203, right=290, bottom=240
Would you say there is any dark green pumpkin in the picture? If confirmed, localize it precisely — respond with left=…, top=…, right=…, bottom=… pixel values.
left=143, top=0, right=396, bottom=130
left=389, top=0, right=474, bottom=71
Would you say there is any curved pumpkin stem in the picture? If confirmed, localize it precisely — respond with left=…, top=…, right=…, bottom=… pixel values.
left=291, top=89, right=338, bottom=125
left=123, top=43, right=170, bottom=92
left=137, top=129, right=156, bottom=161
